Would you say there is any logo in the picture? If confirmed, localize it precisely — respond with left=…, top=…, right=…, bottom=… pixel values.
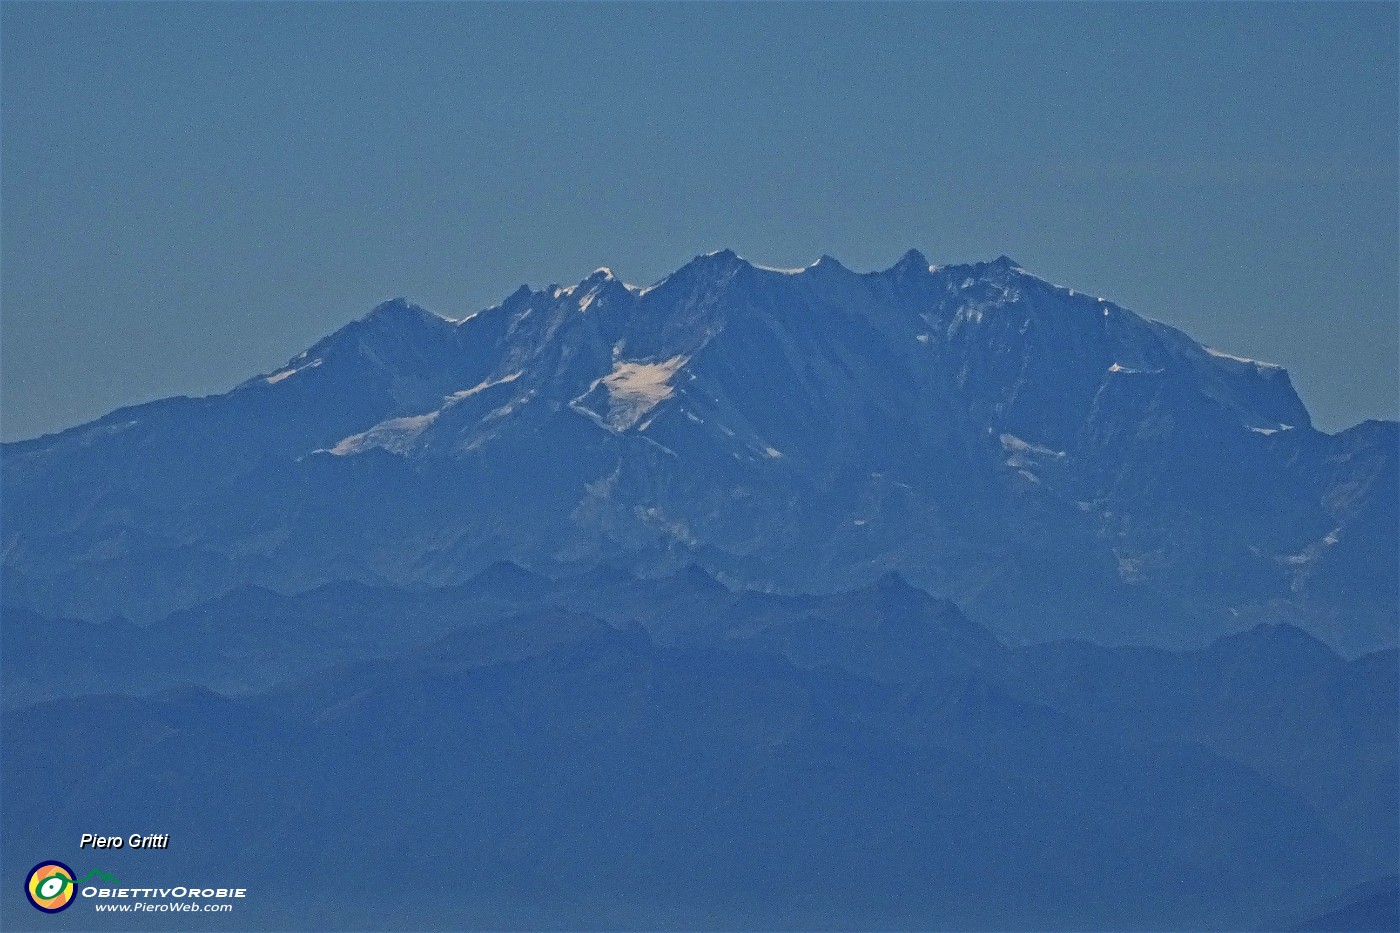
left=25, top=862, right=76, bottom=913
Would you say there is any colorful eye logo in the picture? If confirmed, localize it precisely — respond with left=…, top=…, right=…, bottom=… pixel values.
left=26, top=862, right=76, bottom=913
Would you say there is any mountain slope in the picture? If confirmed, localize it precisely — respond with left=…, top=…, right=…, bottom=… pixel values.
left=2, top=603, right=1375, bottom=931
left=3, top=251, right=1393, bottom=653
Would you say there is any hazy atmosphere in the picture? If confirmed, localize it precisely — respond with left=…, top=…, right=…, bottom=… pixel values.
left=4, top=6, right=1397, bottom=931
left=2, top=1, right=1396, bottom=440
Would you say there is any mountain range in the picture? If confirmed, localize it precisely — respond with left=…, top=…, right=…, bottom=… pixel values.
left=2, top=250, right=1395, bottom=931
left=3, top=250, right=1395, bottom=655
left=4, top=564, right=1396, bottom=930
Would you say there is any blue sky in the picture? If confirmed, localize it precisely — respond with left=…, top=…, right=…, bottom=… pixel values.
left=2, top=2, right=1395, bottom=439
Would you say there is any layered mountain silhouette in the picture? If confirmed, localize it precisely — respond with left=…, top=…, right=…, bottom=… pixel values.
left=3, top=250, right=1394, bottom=655
left=2, top=251, right=1396, bottom=930
left=3, top=564, right=1396, bottom=931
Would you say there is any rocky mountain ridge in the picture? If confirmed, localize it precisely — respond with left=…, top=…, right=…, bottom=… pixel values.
left=4, top=250, right=1394, bottom=654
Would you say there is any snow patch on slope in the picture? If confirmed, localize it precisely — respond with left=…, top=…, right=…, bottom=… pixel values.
left=327, top=372, right=526, bottom=457
left=445, top=371, right=522, bottom=404
left=331, top=412, right=439, bottom=456
left=266, top=358, right=324, bottom=384
left=1000, top=433, right=1065, bottom=480
left=570, top=356, right=689, bottom=432
left=1204, top=346, right=1283, bottom=373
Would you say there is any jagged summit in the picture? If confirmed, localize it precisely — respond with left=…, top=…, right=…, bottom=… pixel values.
left=688, top=247, right=746, bottom=270
left=547, top=249, right=1022, bottom=293
left=506, top=283, right=533, bottom=302
left=890, top=248, right=931, bottom=274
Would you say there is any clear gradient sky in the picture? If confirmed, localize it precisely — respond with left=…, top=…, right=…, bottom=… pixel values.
left=2, top=2, right=1396, bottom=440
